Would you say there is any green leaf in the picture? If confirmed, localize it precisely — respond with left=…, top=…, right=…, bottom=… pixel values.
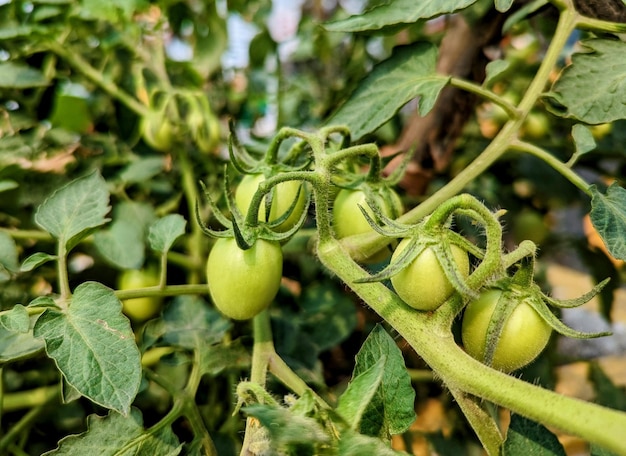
left=495, top=0, right=515, bottom=12
left=34, top=171, right=111, bottom=251
left=34, top=282, right=141, bottom=415
left=148, top=214, right=186, bottom=253
left=352, top=325, right=416, bottom=439
left=503, top=414, right=566, bottom=456
left=572, top=124, right=596, bottom=157
left=327, top=43, right=449, bottom=140
left=28, top=296, right=58, bottom=308
left=199, top=339, right=250, bottom=377
left=547, top=39, right=626, bottom=124
left=299, top=281, right=358, bottom=352
left=0, top=231, right=19, bottom=274
left=337, top=356, right=386, bottom=430
left=0, top=304, right=30, bottom=333
left=590, top=183, right=626, bottom=261
left=324, top=0, right=477, bottom=32
left=243, top=403, right=329, bottom=449
left=93, top=219, right=144, bottom=270
left=484, top=59, right=510, bottom=86
left=20, top=252, right=58, bottom=272
left=43, top=408, right=181, bottom=455
left=162, top=296, right=232, bottom=350
left=0, top=62, right=49, bottom=88
left=0, top=315, right=45, bottom=363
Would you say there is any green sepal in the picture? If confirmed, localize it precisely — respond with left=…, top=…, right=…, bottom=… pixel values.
left=355, top=236, right=429, bottom=283
left=543, top=278, right=610, bottom=309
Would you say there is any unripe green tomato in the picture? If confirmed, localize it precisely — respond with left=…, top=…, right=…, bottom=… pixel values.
left=188, top=109, right=220, bottom=154
left=390, top=239, right=470, bottom=311
left=118, top=268, right=162, bottom=323
left=235, top=174, right=307, bottom=233
left=140, top=112, right=174, bottom=152
left=332, top=188, right=403, bottom=263
left=461, top=289, right=552, bottom=372
left=522, top=112, right=550, bottom=139
left=206, top=237, right=283, bottom=320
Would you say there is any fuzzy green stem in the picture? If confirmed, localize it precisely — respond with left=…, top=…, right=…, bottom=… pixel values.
left=1, top=385, right=60, bottom=413
left=57, top=242, right=71, bottom=305
left=268, top=354, right=330, bottom=410
left=316, top=237, right=626, bottom=455
left=449, top=77, right=520, bottom=119
left=510, top=140, right=592, bottom=196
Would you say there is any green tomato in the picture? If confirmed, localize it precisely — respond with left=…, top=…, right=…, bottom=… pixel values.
left=390, top=239, right=470, bottom=311
left=206, top=237, right=283, bottom=320
left=461, top=289, right=552, bottom=372
left=235, top=173, right=307, bottom=233
left=140, top=111, right=174, bottom=152
left=332, top=188, right=403, bottom=263
left=118, top=268, right=162, bottom=323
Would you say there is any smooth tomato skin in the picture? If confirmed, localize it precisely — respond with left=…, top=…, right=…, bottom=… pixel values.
left=390, top=239, right=469, bottom=311
left=461, top=289, right=552, bottom=372
left=235, top=174, right=307, bottom=233
left=118, top=268, right=163, bottom=323
left=332, top=188, right=403, bottom=263
left=206, top=238, right=283, bottom=320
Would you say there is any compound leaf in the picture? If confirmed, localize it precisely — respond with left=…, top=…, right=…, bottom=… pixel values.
left=34, top=282, right=141, bottom=415
left=547, top=39, right=626, bottom=124
left=328, top=43, right=448, bottom=140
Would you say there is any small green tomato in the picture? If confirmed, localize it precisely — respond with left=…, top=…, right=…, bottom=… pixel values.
left=390, top=239, right=469, bottom=311
left=461, top=289, right=552, bottom=372
left=118, top=268, right=162, bottom=323
left=206, top=237, right=283, bottom=320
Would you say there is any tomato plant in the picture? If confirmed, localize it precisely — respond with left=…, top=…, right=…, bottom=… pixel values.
left=206, top=237, right=283, bottom=320
left=390, top=239, right=470, bottom=311
left=117, top=268, right=163, bottom=323
left=461, top=289, right=553, bottom=372
left=235, top=173, right=307, bottom=232
left=332, top=187, right=403, bottom=263
left=3, top=1, right=626, bottom=455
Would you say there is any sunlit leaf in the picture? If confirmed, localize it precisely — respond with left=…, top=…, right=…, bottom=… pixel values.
left=35, top=171, right=111, bottom=251
left=590, top=183, right=626, bottom=261
left=324, top=0, right=477, bottom=32
left=547, top=39, right=626, bottom=124
left=327, top=43, right=448, bottom=140
left=43, top=408, right=181, bottom=455
left=34, top=282, right=141, bottom=415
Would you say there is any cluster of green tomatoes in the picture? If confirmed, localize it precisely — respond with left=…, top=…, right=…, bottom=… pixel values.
left=195, top=129, right=608, bottom=375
